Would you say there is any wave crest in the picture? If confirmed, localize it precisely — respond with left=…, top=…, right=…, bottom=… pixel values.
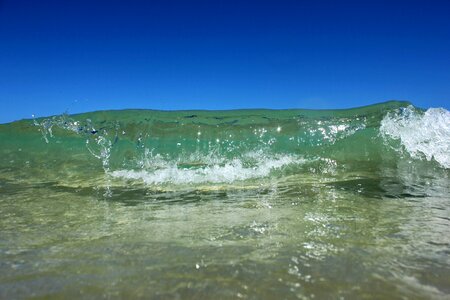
left=380, top=106, right=450, bottom=168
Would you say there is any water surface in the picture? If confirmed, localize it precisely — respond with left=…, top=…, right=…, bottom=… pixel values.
left=1, top=101, right=449, bottom=299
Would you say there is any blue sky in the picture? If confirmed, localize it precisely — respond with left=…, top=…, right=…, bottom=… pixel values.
left=1, top=0, right=449, bottom=123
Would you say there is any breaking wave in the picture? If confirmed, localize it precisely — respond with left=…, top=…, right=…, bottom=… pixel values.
left=0, top=101, right=448, bottom=190
left=380, top=106, right=450, bottom=168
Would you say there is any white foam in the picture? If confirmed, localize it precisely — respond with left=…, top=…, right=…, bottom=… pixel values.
left=380, top=106, right=450, bottom=168
left=111, top=151, right=304, bottom=185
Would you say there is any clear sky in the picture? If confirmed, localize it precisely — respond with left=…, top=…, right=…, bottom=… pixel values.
left=1, top=0, right=449, bottom=123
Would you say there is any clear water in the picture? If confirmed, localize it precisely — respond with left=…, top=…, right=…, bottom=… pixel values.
left=0, top=101, right=449, bottom=299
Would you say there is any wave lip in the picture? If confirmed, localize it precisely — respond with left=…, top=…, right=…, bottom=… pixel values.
left=380, top=106, right=450, bottom=168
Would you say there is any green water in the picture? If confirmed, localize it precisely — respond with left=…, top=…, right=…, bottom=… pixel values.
left=0, top=101, right=449, bottom=299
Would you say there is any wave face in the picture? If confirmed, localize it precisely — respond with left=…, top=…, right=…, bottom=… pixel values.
left=0, top=101, right=449, bottom=190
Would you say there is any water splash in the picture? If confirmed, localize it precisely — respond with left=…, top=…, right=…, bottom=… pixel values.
left=32, top=114, right=114, bottom=195
left=380, top=106, right=450, bottom=168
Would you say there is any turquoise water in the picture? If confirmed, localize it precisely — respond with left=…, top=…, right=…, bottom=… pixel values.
left=0, top=101, right=449, bottom=299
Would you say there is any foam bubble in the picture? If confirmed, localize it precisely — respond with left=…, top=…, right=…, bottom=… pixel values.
left=380, top=106, right=450, bottom=168
left=111, top=152, right=304, bottom=185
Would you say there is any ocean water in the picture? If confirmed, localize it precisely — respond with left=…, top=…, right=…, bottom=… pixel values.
left=0, top=101, right=449, bottom=299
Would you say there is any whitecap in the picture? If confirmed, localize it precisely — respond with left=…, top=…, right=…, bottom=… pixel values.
left=380, top=106, right=450, bottom=168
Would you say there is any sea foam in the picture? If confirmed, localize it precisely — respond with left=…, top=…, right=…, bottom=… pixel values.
left=111, top=151, right=304, bottom=185
left=380, top=106, right=450, bottom=168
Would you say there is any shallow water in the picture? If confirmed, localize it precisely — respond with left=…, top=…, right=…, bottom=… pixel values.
left=0, top=102, right=449, bottom=299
